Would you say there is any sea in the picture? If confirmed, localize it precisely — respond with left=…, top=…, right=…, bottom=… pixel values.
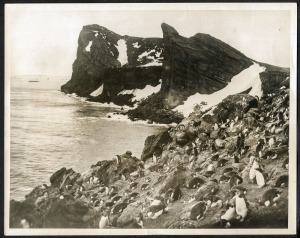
left=10, top=76, right=166, bottom=201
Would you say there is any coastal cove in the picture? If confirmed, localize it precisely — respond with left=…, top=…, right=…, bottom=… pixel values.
left=10, top=77, right=166, bottom=201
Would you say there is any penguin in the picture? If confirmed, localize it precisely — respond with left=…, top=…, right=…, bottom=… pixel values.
left=105, top=202, right=114, bottom=208
left=147, top=204, right=167, bottom=219
left=255, top=167, right=266, bottom=188
left=234, top=190, right=249, bottom=222
left=231, top=186, right=248, bottom=195
left=187, top=177, right=205, bottom=189
left=225, top=190, right=236, bottom=205
left=141, top=183, right=150, bottom=190
left=162, top=188, right=173, bottom=203
left=255, top=139, right=264, bottom=158
left=268, top=137, right=276, bottom=147
left=190, top=201, right=207, bottom=221
left=130, top=182, right=138, bottom=190
left=211, top=154, right=219, bottom=161
left=222, top=167, right=234, bottom=175
left=170, top=185, right=182, bottom=202
left=229, top=174, right=243, bottom=188
left=99, top=212, right=110, bottom=228
left=127, top=215, right=144, bottom=228
left=110, top=202, right=128, bottom=215
left=129, top=192, right=140, bottom=200
left=220, top=204, right=236, bottom=227
left=116, top=155, right=121, bottom=165
left=249, top=159, right=260, bottom=183
left=219, top=175, right=230, bottom=184
left=213, top=123, right=219, bottom=130
left=109, top=186, right=119, bottom=195
left=217, top=159, right=229, bottom=167
left=225, top=171, right=238, bottom=177
left=203, top=171, right=215, bottom=178
left=109, top=192, right=118, bottom=199
left=274, top=175, right=288, bottom=187
left=203, top=194, right=222, bottom=208
left=282, top=157, right=289, bottom=169
left=260, top=188, right=282, bottom=207
left=111, top=195, right=122, bottom=204
left=20, top=218, right=30, bottom=228
left=207, top=162, right=216, bottom=172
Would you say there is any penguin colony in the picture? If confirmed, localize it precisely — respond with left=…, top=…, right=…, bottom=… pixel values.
left=16, top=87, right=290, bottom=229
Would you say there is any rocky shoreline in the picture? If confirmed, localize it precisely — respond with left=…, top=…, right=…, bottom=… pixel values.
left=10, top=86, right=289, bottom=229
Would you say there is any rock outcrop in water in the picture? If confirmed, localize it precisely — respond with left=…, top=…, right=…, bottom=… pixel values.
left=61, top=24, right=163, bottom=106
left=10, top=85, right=290, bottom=229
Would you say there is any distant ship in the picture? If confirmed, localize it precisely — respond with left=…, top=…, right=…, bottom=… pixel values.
left=28, top=80, right=39, bottom=82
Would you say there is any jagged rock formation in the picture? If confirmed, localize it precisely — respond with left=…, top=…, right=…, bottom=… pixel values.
left=160, top=23, right=253, bottom=108
left=61, top=24, right=164, bottom=106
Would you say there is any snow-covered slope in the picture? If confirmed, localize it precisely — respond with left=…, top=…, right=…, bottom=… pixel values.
left=175, top=63, right=265, bottom=117
left=118, top=80, right=162, bottom=103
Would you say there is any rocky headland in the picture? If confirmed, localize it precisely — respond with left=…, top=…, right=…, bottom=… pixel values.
left=10, top=23, right=290, bottom=229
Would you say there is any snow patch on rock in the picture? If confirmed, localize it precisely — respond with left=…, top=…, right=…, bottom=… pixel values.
left=93, top=31, right=99, bottom=37
left=90, top=84, right=104, bottom=97
left=118, top=80, right=162, bottom=102
left=85, top=41, right=93, bottom=52
left=137, top=49, right=163, bottom=67
left=133, top=42, right=140, bottom=48
left=175, top=63, right=265, bottom=117
left=116, top=39, right=128, bottom=66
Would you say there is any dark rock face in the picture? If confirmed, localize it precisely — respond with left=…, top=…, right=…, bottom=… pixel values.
left=61, top=24, right=164, bottom=105
left=160, top=23, right=253, bottom=108
left=50, top=167, right=81, bottom=188
left=141, top=130, right=172, bottom=161
left=259, top=70, right=289, bottom=95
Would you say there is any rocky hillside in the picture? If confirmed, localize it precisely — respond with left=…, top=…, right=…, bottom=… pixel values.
left=10, top=84, right=290, bottom=229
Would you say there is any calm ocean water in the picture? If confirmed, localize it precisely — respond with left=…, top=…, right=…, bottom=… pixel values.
left=10, top=77, right=165, bottom=201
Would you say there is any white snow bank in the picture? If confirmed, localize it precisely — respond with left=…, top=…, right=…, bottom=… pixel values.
left=133, top=42, right=140, bottom=48
left=116, top=39, right=128, bottom=66
left=90, top=84, right=104, bottom=97
left=137, top=49, right=163, bottom=67
left=175, top=63, right=265, bottom=117
left=93, top=31, right=99, bottom=37
left=138, top=61, right=162, bottom=67
left=85, top=41, right=93, bottom=52
left=118, top=80, right=162, bottom=102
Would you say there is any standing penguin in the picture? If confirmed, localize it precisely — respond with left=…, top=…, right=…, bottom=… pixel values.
left=255, top=167, right=266, bottom=188
left=249, top=159, right=260, bottom=183
left=220, top=204, right=236, bottom=227
left=260, top=188, right=282, bottom=207
left=190, top=201, right=207, bottom=221
left=99, top=211, right=110, bottom=228
left=268, top=137, right=276, bottom=147
left=170, top=185, right=182, bottom=202
left=234, top=189, right=249, bottom=222
left=229, top=174, right=243, bottom=188
left=255, top=139, right=265, bottom=158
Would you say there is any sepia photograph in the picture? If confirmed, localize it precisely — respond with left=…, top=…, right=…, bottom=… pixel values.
left=4, top=3, right=297, bottom=235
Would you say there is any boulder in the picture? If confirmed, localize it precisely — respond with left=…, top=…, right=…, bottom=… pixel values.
left=117, top=205, right=142, bottom=228
left=50, top=168, right=80, bottom=188
left=141, top=130, right=172, bottom=161
left=42, top=197, right=97, bottom=228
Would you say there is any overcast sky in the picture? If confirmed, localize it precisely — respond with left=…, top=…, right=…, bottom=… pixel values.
left=6, top=4, right=292, bottom=77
